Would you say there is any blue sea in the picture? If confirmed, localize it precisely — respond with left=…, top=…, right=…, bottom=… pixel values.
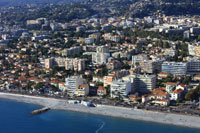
left=0, top=99, right=200, bottom=133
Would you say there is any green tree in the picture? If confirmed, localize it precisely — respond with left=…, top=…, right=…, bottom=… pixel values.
left=185, top=84, right=200, bottom=101
left=182, top=76, right=191, bottom=84
left=35, top=82, right=45, bottom=90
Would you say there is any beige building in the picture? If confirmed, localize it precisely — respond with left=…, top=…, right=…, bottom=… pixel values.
left=65, top=58, right=85, bottom=72
left=45, top=57, right=85, bottom=72
left=44, top=58, right=54, bottom=69
left=75, top=84, right=89, bottom=96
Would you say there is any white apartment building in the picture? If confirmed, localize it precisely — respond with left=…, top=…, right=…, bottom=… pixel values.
left=92, top=46, right=110, bottom=64
left=92, top=53, right=110, bottom=64
left=65, top=76, right=83, bottom=94
left=132, top=54, right=148, bottom=65
left=110, top=80, right=132, bottom=98
left=161, top=62, right=187, bottom=75
left=123, top=74, right=156, bottom=93
left=96, top=46, right=109, bottom=53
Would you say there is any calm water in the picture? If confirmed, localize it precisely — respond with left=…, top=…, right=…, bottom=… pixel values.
left=0, top=99, right=200, bottom=133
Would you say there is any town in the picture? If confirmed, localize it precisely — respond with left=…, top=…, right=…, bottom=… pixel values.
left=0, top=0, right=200, bottom=117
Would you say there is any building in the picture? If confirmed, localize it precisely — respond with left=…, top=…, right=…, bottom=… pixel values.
left=84, top=38, right=94, bottom=44
left=158, top=72, right=171, bottom=79
left=65, top=58, right=85, bottom=72
left=137, top=60, right=163, bottom=74
left=171, top=89, right=184, bottom=101
left=92, top=46, right=110, bottom=64
left=58, top=82, right=67, bottom=91
left=54, top=58, right=65, bottom=67
left=97, top=86, right=107, bottom=96
left=102, top=33, right=120, bottom=42
left=104, top=70, right=130, bottom=87
left=44, top=58, right=54, bottom=69
left=45, top=58, right=85, bottom=72
left=190, top=27, right=200, bottom=34
left=187, top=61, right=200, bottom=75
left=188, top=44, right=196, bottom=56
left=188, top=43, right=200, bottom=57
left=75, top=84, right=89, bottom=96
left=165, top=82, right=178, bottom=93
left=183, top=31, right=190, bottom=38
left=96, top=45, right=109, bottom=53
left=106, top=60, right=121, bottom=70
left=62, top=46, right=82, bottom=57
left=164, top=48, right=177, bottom=57
left=194, top=75, right=200, bottom=81
left=150, top=87, right=169, bottom=100
left=89, top=33, right=101, bottom=40
left=0, top=43, right=8, bottom=50
left=123, top=74, right=156, bottom=93
left=152, top=99, right=170, bottom=106
left=92, top=53, right=110, bottom=64
left=110, top=80, right=132, bottom=98
left=150, top=87, right=170, bottom=106
left=65, top=76, right=83, bottom=94
left=76, top=26, right=85, bottom=32
left=132, top=54, right=148, bottom=65
left=161, top=62, right=187, bottom=75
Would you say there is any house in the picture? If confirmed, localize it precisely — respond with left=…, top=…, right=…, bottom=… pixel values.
left=58, top=82, right=66, bottom=91
left=171, top=89, right=184, bottom=101
left=85, top=70, right=92, bottom=76
left=151, top=87, right=169, bottom=100
left=97, top=86, right=107, bottom=96
left=142, top=95, right=149, bottom=103
left=129, top=95, right=140, bottom=103
left=149, top=87, right=170, bottom=106
left=75, top=84, right=89, bottom=96
left=165, top=82, right=178, bottom=92
left=194, top=75, right=200, bottom=81
left=104, top=75, right=114, bottom=87
left=158, top=72, right=171, bottom=79
left=176, top=84, right=187, bottom=92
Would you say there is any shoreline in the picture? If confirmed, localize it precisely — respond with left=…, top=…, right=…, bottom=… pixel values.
left=0, top=92, right=200, bottom=129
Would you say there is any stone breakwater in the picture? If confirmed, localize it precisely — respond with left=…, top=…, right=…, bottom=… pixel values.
left=30, top=107, right=50, bottom=115
left=0, top=92, right=200, bottom=129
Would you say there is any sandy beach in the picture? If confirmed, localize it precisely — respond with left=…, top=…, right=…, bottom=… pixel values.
left=0, top=92, right=200, bottom=129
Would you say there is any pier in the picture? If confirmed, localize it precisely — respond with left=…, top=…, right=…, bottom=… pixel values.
left=30, top=107, right=50, bottom=115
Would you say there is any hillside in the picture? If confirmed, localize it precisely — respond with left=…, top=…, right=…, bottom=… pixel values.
left=0, top=0, right=82, bottom=7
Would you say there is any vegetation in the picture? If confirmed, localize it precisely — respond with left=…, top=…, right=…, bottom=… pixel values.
left=185, top=84, right=200, bottom=101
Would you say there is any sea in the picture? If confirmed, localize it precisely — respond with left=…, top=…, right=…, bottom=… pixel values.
left=0, top=99, right=200, bottom=133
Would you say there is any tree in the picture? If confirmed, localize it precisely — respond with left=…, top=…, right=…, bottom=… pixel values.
left=51, top=85, right=60, bottom=92
left=35, top=82, right=45, bottom=90
left=185, top=83, right=200, bottom=101
left=163, top=41, right=169, bottom=48
left=198, top=35, right=200, bottom=41
left=182, top=76, right=191, bottom=84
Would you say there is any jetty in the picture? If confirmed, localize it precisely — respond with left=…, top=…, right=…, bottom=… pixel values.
left=30, top=107, right=50, bottom=115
